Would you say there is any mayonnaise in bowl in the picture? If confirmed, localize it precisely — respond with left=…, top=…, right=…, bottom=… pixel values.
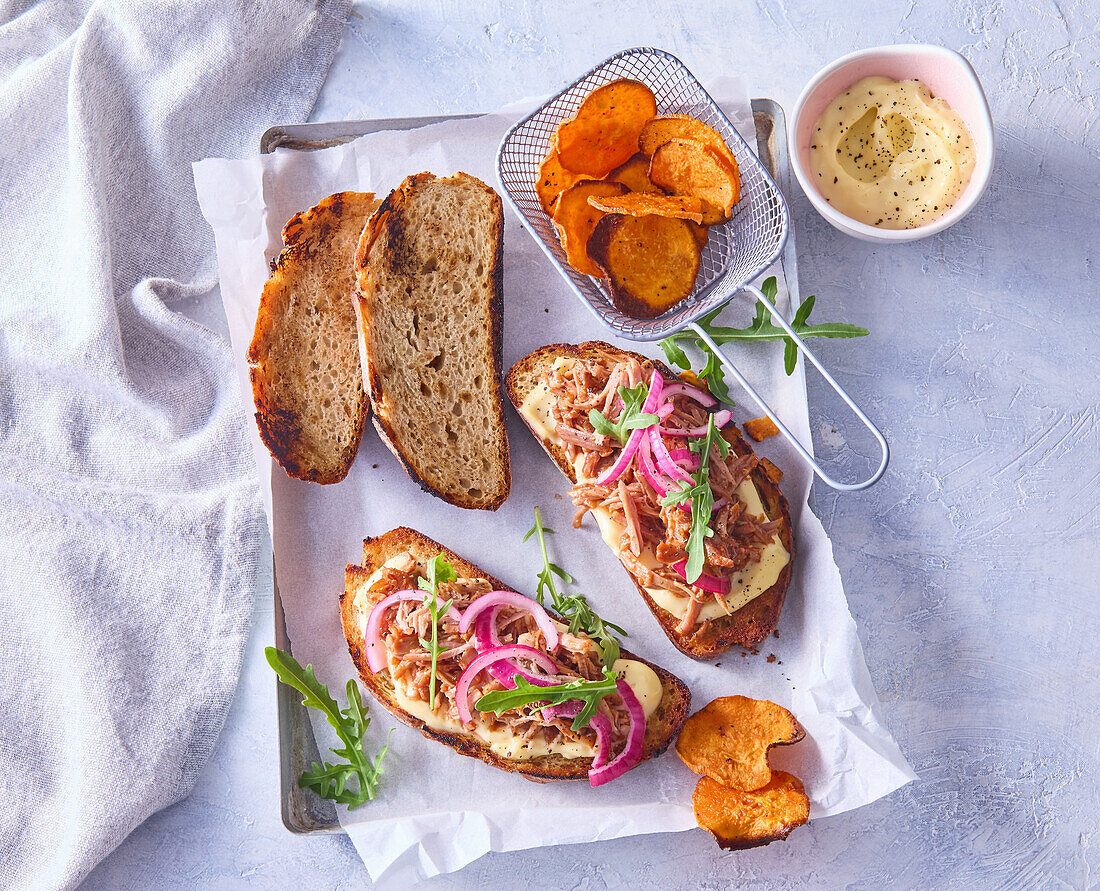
left=809, top=76, right=976, bottom=230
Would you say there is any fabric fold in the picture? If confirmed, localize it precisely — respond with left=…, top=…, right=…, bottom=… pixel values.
left=0, top=1, right=350, bottom=888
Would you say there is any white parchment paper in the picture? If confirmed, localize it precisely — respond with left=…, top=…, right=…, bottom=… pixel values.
left=194, top=78, right=916, bottom=885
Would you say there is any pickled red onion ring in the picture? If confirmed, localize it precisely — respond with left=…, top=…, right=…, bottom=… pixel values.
left=596, top=369, right=665, bottom=486
left=588, top=680, right=646, bottom=786
left=473, top=605, right=560, bottom=690
left=661, top=381, right=716, bottom=407
left=545, top=702, right=623, bottom=780
left=473, top=607, right=502, bottom=651
left=641, top=369, right=664, bottom=413
left=541, top=698, right=582, bottom=722
left=649, top=427, right=695, bottom=485
left=460, top=590, right=559, bottom=651
left=658, top=409, right=733, bottom=437
left=636, top=434, right=670, bottom=497
left=667, top=448, right=699, bottom=469
left=475, top=608, right=523, bottom=687
left=589, top=712, right=614, bottom=770
left=594, top=428, right=644, bottom=486
left=672, top=559, right=730, bottom=594
left=542, top=694, right=636, bottom=781
left=455, top=645, right=560, bottom=724
left=364, top=590, right=462, bottom=673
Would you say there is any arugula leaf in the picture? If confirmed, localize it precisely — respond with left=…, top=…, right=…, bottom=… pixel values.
left=685, top=418, right=727, bottom=583
left=701, top=276, right=869, bottom=346
left=658, top=416, right=729, bottom=584
left=559, top=591, right=624, bottom=669
left=658, top=336, right=690, bottom=371
left=419, top=553, right=457, bottom=591
left=417, top=554, right=457, bottom=710
left=588, top=383, right=659, bottom=446
left=657, top=276, right=869, bottom=395
left=475, top=668, right=619, bottom=732
left=525, top=506, right=625, bottom=668
left=265, top=648, right=390, bottom=808
left=699, top=345, right=733, bottom=404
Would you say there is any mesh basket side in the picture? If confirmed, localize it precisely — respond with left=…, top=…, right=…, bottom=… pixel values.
left=498, top=47, right=788, bottom=341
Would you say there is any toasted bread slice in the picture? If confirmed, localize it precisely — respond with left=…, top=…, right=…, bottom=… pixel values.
left=506, top=342, right=794, bottom=658
left=340, top=526, right=690, bottom=781
left=353, top=172, right=510, bottom=510
left=247, top=191, right=380, bottom=484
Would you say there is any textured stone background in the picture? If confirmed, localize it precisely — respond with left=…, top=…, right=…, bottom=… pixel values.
left=86, top=1, right=1099, bottom=887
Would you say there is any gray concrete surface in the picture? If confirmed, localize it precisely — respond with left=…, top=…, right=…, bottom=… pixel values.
left=85, top=1, right=1099, bottom=887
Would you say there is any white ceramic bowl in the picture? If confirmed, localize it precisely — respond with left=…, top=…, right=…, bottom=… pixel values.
left=789, top=44, right=994, bottom=243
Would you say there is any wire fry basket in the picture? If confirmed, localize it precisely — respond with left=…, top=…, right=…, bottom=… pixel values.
left=498, top=46, right=787, bottom=340
left=497, top=47, right=888, bottom=490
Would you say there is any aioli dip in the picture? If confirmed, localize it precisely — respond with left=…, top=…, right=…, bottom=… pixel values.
left=809, top=76, right=976, bottom=229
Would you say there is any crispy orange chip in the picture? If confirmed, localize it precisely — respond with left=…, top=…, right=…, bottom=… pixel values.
left=537, top=148, right=589, bottom=215
left=679, top=370, right=707, bottom=390
left=649, top=138, right=742, bottom=224
left=743, top=417, right=780, bottom=442
left=588, top=213, right=700, bottom=318
left=692, top=772, right=809, bottom=850
left=587, top=193, right=705, bottom=225
left=676, top=695, right=805, bottom=791
left=608, top=153, right=658, bottom=193
left=556, top=79, right=658, bottom=177
left=639, top=114, right=738, bottom=167
left=688, top=221, right=710, bottom=251
left=552, top=180, right=629, bottom=277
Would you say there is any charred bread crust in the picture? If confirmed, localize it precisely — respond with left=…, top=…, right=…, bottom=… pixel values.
left=340, top=526, right=690, bottom=781
left=505, top=342, right=794, bottom=657
left=247, top=191, right=374, bottom=485
left=354, top=173, right=510, bottom=510
left=249, top=395, right=341, bottom=484
left=281, top=190, right=350, bottom=248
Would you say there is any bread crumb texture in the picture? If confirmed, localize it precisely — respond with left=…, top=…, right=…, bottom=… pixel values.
left=249, top=192, right=378, bottom=483
left=361, top=173, right=509, bottom=508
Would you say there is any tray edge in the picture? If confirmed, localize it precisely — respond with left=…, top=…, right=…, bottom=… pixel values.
left=268, top=98, right=799, bottom=834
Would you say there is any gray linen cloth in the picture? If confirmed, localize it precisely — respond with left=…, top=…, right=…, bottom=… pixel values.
left=0, top=1, right=350, bottom=887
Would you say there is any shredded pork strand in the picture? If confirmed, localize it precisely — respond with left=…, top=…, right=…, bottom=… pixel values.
left=545, top=349, right=782, bottom=633
left=367, top=565, right=626, bottom=752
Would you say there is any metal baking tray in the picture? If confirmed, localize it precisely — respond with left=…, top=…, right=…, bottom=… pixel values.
left=262, top=98, right=800, bottom=834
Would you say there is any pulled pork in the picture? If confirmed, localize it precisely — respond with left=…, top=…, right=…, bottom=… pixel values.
left=368, top=559, right=630, bottom=750
left=545, top=350, right=782, bottom=634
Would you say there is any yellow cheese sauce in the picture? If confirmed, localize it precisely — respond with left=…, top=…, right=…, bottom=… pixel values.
left=353, top=550, right=662, bottom=760
left=809, top=76, right=975, bottom=229
left=585, top=470, right=788, bottom=622
left=517, top=367, right=788, bottom=623
left=387, top=656, right=661, bottom=760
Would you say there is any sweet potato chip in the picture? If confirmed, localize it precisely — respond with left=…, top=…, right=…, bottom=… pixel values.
left=639, top=114, right=737, bottom=167
left=692, top=772, right=809, bottom=850
left=649, top=138, right=741, bottom=224
left=587, top=193, right=705, bottom=225
left=676, top=695, right=805, bottom=791
left=679, top=370, right=707, bottom=390
left=552, top=180, right=629, bottom=277
left=537, top=148, right=589, bottom=214
left=556, top=79, right=658, bottom=177
left=743, top=417, right=780, bottom=442
left=608, top=153, right=658, bottom=193
left=588, top=213, right=700, bottom=318
left=688, top=221, right=710, bottom=251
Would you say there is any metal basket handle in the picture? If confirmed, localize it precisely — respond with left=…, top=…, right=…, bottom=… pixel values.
left=689, top=284, right=889, bottom=491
